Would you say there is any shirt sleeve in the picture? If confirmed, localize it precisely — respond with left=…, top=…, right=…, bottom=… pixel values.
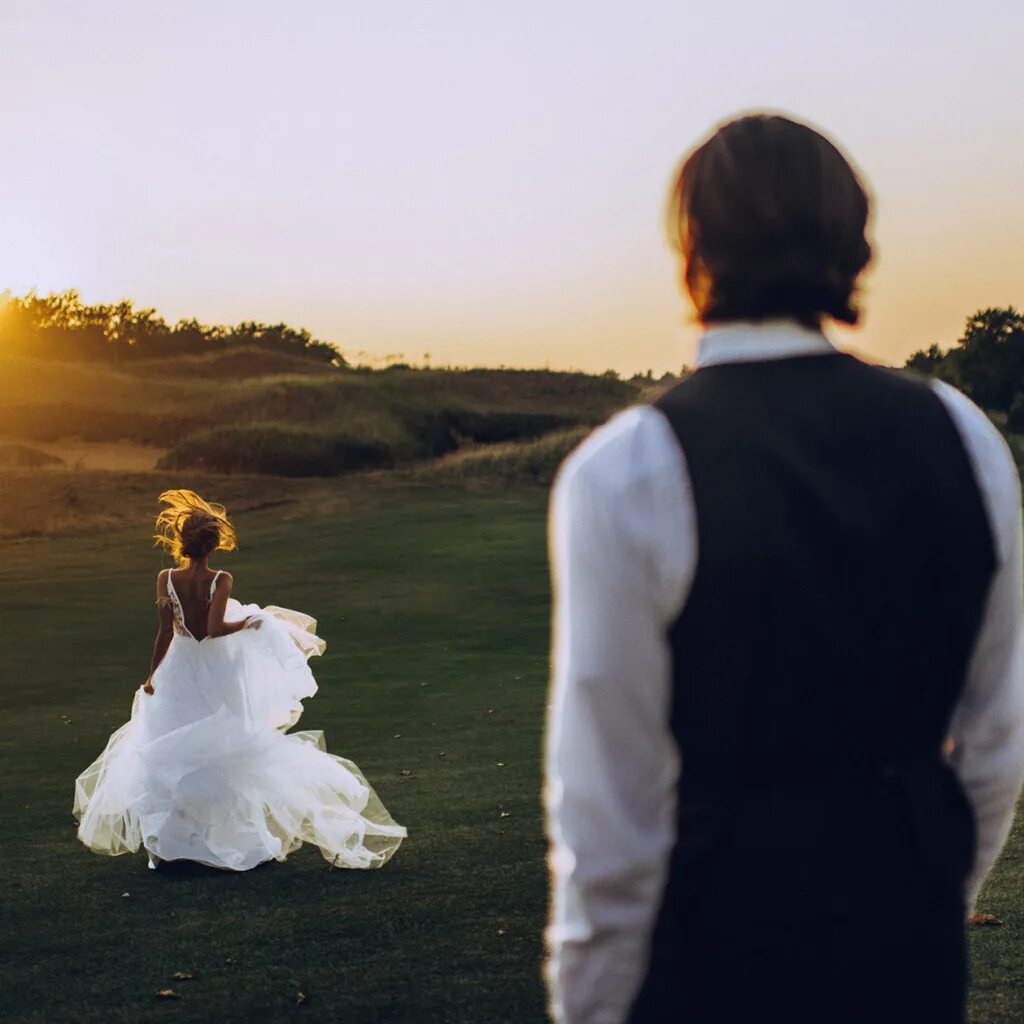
left=932, top=381, right=1024, bottom=913
left=544, top=407, right=694, bottom=1024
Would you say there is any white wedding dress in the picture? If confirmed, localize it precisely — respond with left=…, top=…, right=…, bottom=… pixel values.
left=73, top=571, right=406, bottom=871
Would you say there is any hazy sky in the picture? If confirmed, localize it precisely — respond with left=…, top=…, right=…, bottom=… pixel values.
left=1, top=2, right=1021, bottom=374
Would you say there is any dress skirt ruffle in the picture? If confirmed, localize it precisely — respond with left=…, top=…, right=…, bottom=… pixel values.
left=73, top=601, right=406, bottom=870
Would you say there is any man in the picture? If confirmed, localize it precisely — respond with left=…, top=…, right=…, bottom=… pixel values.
left=544, top=113, right=1024, bottom=1024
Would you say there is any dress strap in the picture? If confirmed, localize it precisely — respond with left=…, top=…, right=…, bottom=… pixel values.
left=209, top=570, right=223, bottom=600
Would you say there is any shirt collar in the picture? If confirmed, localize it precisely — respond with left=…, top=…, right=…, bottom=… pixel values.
left=696, top=318, right=838, bottom=369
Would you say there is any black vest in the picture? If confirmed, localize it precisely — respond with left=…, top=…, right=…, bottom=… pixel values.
left=628, top=352, right=997, bottom=1024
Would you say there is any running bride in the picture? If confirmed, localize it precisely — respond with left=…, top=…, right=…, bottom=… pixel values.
left=74, top=489, right=406, bottom=872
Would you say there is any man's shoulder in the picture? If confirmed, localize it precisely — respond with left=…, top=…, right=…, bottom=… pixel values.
left=928, top=379, right=1019, bottom=490
left=928, top=378, right=1002, bottom=438
left=556, top=405, right=683, bottom=501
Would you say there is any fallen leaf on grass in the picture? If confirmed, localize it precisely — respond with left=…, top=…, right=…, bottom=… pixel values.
left=399, top=769, right=412, bottom=777
left=172, top=971, right=196, bottom=981
left=499, top=811, right=510, bottom=818
left=155, top=989, right=179, bottom=1000
left=121, top=892, right=130, bottom=898
left=497, top=928, right=506, bottom=936
left=969, top=913, right=1003, bottom=927
left=296, top=991, right=309, bottom=1006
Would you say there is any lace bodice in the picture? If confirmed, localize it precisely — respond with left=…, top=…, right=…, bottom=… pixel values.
left=159, top=570, right=223, bottom=640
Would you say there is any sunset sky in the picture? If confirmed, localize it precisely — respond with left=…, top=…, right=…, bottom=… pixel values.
left=1, top=1, right=1020, bottom=375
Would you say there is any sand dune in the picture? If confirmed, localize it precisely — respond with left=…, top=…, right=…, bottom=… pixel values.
left=0, top=435, right=166, bottom=472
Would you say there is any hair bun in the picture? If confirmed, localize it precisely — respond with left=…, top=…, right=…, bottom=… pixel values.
left=179, top=512, right=223, bottom=560
left=154, top=490, right=238, bottom=566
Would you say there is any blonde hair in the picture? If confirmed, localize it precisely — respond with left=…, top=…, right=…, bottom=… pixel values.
left=154, top=489, right=238, bottom=566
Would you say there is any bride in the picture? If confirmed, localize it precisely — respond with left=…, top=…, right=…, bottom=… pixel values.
left=73, top=489, right=406, bottom=872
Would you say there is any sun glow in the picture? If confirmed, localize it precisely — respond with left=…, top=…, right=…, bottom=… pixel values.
left=0, top=1, right=1020, bottom=375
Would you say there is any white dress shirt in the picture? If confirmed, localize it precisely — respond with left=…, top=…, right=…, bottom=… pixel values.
left=544, top=319, right=1024, bottom=1024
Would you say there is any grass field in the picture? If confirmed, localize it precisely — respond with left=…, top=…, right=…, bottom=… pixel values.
left=1, top=474, right=1021, bottom=1023
left=0, top=352, right=636, bottom=473
left=0, top=482, right=551, bottom=1023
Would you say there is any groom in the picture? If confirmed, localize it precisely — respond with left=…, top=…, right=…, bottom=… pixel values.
left=544, top=113, right=1024, bottom=1024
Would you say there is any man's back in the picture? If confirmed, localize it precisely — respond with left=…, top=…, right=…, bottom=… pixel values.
left=655, top=351, right=994, bottom=780
left=548, top=112, right=1024, bottom=1024
left=631, top=348, right=997, bottom=1021
left=545, top=323, right=1024, bottom=1024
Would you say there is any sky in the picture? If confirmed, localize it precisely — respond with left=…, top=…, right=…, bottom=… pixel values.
left=0, top=1, right=1021, bottom=375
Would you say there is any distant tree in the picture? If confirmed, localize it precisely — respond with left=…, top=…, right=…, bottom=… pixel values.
left=905, top=307, right=1024, bottom=410
left=230, top=321, right=342, bottom=366
left=905, top=343, right=947, bottom=374
left=0, top=290, right=347, bottom=367
left=953, top=307, right=1024, bottom=410
left=170, top=317, right=226, bottom=356
left=628, top=369, right=655, bottom=384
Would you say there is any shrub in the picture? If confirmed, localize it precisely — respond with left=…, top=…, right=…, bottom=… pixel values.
left=124, top=345, right=338, bottom=379
left=398, top=409, right=461, bottom=458
left=446, top=409, right=572, bottom=444
left=1008, top=393, right=1024, bottom=434
left=411, top=428, right=590, bottom=487
left=399, top=407, right=575, bottom=458
left=157, top=427, right=393, bottom=477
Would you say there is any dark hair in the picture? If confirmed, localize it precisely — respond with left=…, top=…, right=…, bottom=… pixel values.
left=667, top=113, right=873, bottom=329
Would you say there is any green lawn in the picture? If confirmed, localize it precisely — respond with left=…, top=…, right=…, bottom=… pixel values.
left=0, top=484, right=551, bottom=1024
left=0, top=480, right=1020, bottom=1022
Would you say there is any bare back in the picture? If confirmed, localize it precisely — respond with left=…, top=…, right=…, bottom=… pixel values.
left=164, top=568, right=225, bottom=641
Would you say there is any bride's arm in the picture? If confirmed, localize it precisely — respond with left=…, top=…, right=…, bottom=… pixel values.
left=206, top=572, right=251, bottom=638
left=144, top=570, right=175, bottom=694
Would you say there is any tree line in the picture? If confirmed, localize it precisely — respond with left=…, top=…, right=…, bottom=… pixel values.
left=906, top=307, right=1024, bottom=427
left=2, top=291, right=1020, bottom=400
left=0, top=289, right=345, bottom=367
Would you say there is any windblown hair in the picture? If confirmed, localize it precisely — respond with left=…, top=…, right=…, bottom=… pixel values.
left=666, top=113, right=873, bottom=329
left=154, top=489, right=238, bottom=566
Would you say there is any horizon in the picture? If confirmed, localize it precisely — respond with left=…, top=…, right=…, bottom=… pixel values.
left=0, top=284, right=905, bottom=376
left=1, top=2, right=1021, bottom=376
